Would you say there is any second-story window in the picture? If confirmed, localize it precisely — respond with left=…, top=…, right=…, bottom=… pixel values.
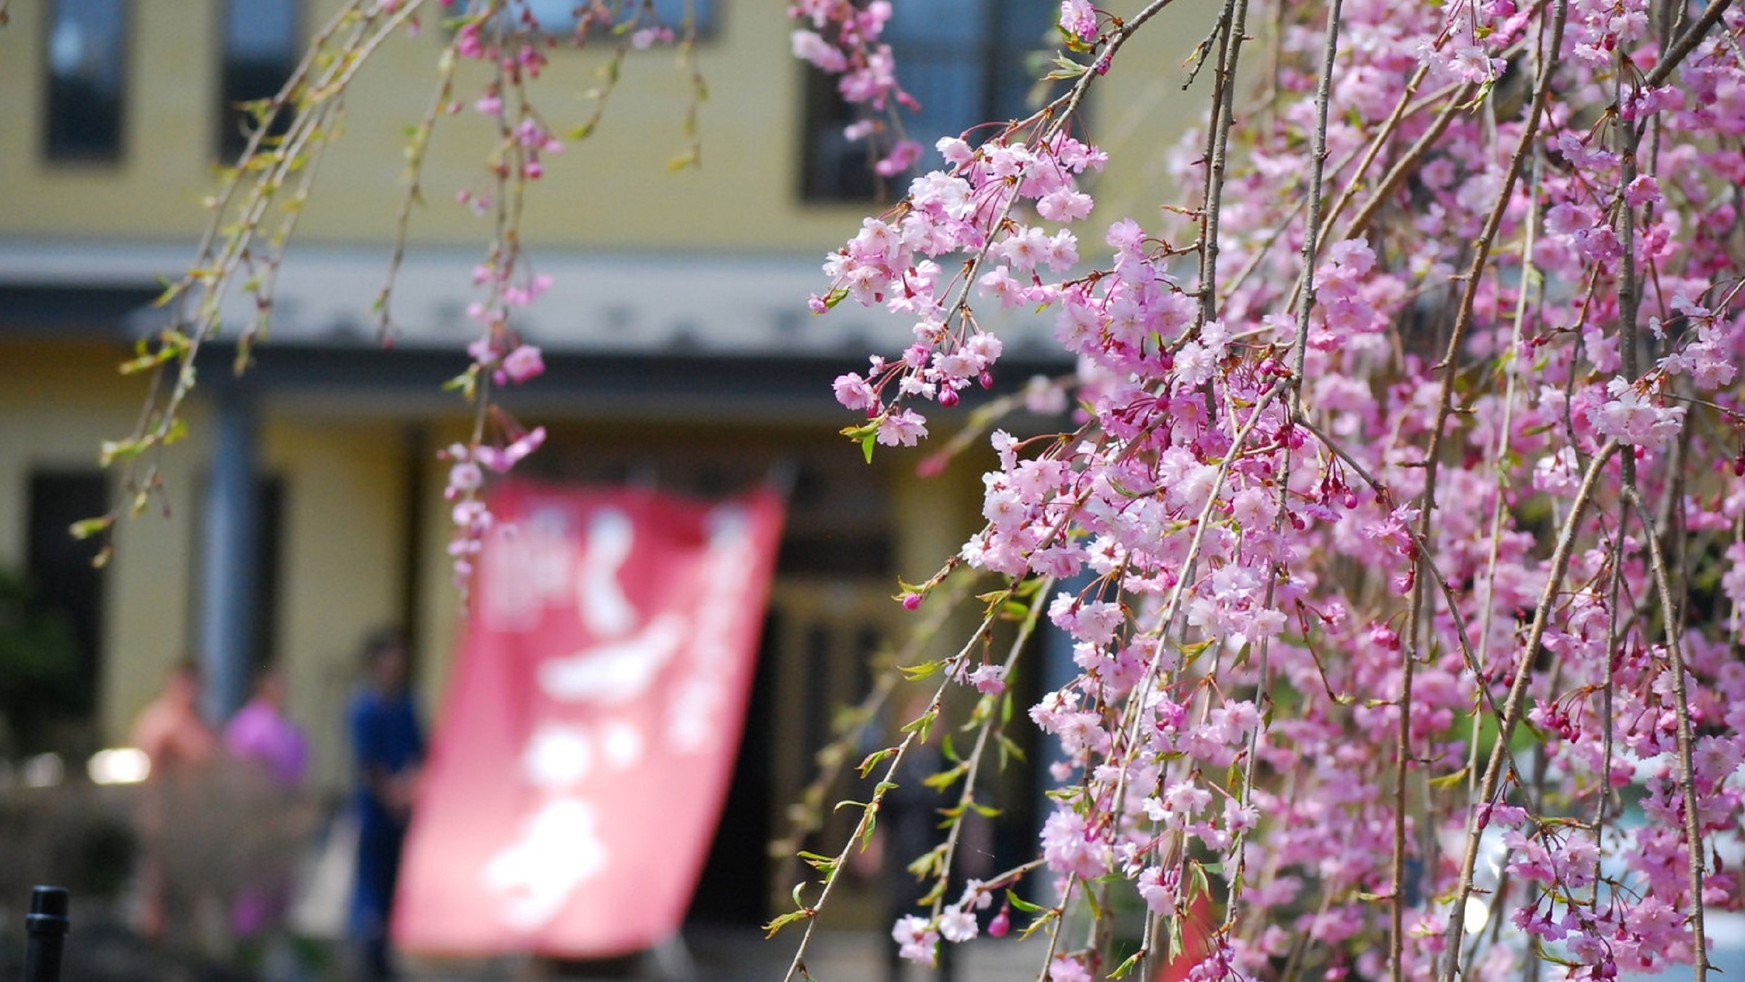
left=801, top=0, right=1060, bottom=203
left=220, top=0, right=300, bottom=160
left=45, top=0, right=127, bottom=162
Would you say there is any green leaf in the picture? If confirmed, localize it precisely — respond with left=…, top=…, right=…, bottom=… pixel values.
left=69, top=517, right=113, bottom=540
left=1429, top=767, right=1470, bottom=790
left=1187, top=861, right=1211, bottom=901
left=1006, top=890, right=1043, bottom=913
left=1110, top=950, right=1146, bottom=979
left=1178, top=638, right=1216, bottom=662
left=839, top=420, right=880, bottom=463
left=763, top=908, right=810, bottom=937
left=858, top=747, right=897, bottom=778
left=1044, top=55, right=1089, bottom=80
left=1056, top=25, right=1095, bottom=53
left=906, top=845, right=946, bottom=878
left=99, top=439, right=144, bottom=467
left=797, top=850, right=838, bottom=875
left=118, top=350, right=173, bottom=375
left=922, top=765, right=965, bottom=790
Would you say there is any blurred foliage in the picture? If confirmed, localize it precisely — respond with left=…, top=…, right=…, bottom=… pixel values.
left=0, top=782, right=137, bottom=904
left=0, top=568, right=85, bottom=755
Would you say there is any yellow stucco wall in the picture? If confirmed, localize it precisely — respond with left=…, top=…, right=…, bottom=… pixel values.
left=0, top=0, right=1222, bottom=252
left=0, top=1, right=889, bottom=250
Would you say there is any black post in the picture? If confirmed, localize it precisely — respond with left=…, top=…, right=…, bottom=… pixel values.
left=23, top=886, right=69, bottom=982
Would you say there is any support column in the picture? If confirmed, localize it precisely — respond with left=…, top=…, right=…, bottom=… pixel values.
left=197, top=383, right=258, bottom=722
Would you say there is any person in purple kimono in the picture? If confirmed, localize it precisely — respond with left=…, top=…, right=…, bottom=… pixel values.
left=223, top=666, right=311, bottom=942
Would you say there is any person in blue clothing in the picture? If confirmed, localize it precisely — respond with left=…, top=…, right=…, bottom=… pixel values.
left=348, top=630, right=424, bottom=982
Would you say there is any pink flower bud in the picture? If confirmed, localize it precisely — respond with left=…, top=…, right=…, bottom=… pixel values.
left=987, top=903, right=1010, bottom=938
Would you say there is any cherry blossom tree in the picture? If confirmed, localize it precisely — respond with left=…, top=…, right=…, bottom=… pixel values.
left=54, top=0, right=1745, bottom=979
left=785, top=1, right=1745, bottom=980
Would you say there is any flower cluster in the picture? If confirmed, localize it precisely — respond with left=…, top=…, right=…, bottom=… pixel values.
left=789, top=1, right=920, bottom=179
left=430, top=1, right=706, bottom=587
left=823, top=131, right=1105, bottom=452
left=804, top=0, right=1745, bottom=978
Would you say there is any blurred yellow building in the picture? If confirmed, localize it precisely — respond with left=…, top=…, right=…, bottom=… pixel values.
left=0, top=0, right=1213, bottom=925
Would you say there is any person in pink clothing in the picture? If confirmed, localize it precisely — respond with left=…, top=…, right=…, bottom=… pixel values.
left=130, top=659, right=219, bottom=943
left=224, top=667, right=309, bottom=788
left=223, top=667, right=312, bottom=947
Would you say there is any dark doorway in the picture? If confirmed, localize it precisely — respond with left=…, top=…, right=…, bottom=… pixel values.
left=15, top=470, right=109, bottom=751
left=685, top=611, right=780, bottom=926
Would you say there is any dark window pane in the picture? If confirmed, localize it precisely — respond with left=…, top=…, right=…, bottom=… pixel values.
left=17, top=471, right=109, bottom=749
left=800, top=64, right=878, bottom=201
left=45, top=0, right=126, bottom=161
left=220, top=0, right=299, bottom=159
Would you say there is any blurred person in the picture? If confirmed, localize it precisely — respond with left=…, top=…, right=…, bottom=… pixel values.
left=348, top=631, right=424, bottom=982
left=224, top=666, right=314, bottom=963
left=132, top=658, right=219, bottom=777
left=130, top=658, right=220, bottom=943
left=224, top=665, right=309, bottom=788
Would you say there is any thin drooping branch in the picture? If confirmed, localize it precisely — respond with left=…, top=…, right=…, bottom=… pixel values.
left=1441, top=440, right=1618, bottom=979
left=375, top=30, right=462, bottom=337
left=1643, top=0, right=1737, bottom=87
left=1337, top=79, right=1480, bottom=242
left=1626, top=486, right=1711, bottom=982
left=925, top=580, right=1052, bottom=920
left=1288, top=0, right=1345, bottom=404
left=1194, top=0, right=1253, bottom=329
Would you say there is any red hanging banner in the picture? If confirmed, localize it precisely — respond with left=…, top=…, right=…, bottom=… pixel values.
left=392, top=482, right=785, bottom=957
